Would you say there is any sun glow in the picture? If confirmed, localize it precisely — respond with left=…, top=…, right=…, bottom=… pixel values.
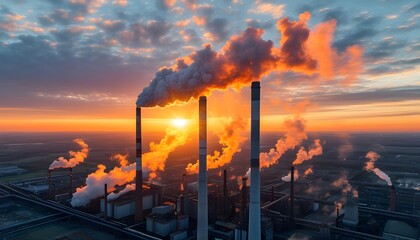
left=172, top=118, right=188, bottom=128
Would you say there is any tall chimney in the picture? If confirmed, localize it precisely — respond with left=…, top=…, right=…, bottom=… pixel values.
left=104, top=183, right=108, bottom=220
left=135, top=106, right=143, bottom=222
left=197, top=96, right=208, bottom=239
left=69, top=168, right=73, bottom=196
left=248, top=81, right=261, bottom=240
left=290, top=165, right=295, bottom=225
left=241, top=177, right=248, bottom=234
left=223, top=169, right=227, bottom=216
left=389, top=185, right=396, bottom=211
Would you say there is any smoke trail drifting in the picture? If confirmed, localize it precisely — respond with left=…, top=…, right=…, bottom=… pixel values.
left=185, top=117, right=247, bottom=174
left=282, top=169, right=299, bottom=182
left=136, top=12, right=363, bottom=108
left=107, top=183, right=135, bottom=201
left=293, top=139, right=323, bottom=165
left=260, top=115, right=307, bottom=168
left=71, top=128, right=189, bottom=207
left=71, top=154, right=135, bottom=207
left=331, top=172, right=358, bottom=198
left=49, top=139, right=89, bottom=170
left=364, top=151, right=392, bottom=186
left=304, top=167, right=313, bottom=177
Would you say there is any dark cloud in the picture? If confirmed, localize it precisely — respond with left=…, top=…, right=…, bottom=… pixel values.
left=366, top=57, right=420, bottom=75
left=206, top=18, right=229, bottom=42
left=193, top=4, right=230, bottom=42
left=38, top=9, right=73, bottom=26
left=118, top=20, right=172, bottom=47
left=333, top=14, right=381, bottom=51
left=0, top=33, right=163, bottom=110
left=321, top=7, right=348, bottom=25
left=406, top=3, right=420, bottom=12
left=97, top=20, right=126, bottom=34
left=50, top=27, right=86, bottom=43
left=180, top=28, right=202, bottom=44
left=311, top=87, right=420, bottom=107
left=246, top=19, right=274, bottom=30
left=366, top=39, right=407, bottom=59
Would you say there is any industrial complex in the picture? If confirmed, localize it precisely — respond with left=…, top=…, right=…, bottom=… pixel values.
left=1, top=82, right=419, bottom=240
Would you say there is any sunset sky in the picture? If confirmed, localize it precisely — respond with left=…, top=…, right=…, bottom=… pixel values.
left=0, top=0, right=419, bottom=132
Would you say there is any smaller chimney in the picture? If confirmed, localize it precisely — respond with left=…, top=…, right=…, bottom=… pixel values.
left=223, top=169, right=227, bottom=216
left=181, top=173, right=186, bottom=195
left=336, top=204, right=340, bottom=226
left=104, top=184, right=108, bottom=220
left=241, top=177, right=248, bottom=232
left=290, top=166, right=295, bottom=225
left=389, top=185, right=396, bottom=211
left=69, top=168, right=73, bottom=196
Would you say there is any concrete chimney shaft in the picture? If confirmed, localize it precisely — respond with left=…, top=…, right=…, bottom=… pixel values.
left=135, top=106, right=143, bottom=222
left=248, top=81, right=261, bottom=240
left=197, top=96, right=208, bottom=240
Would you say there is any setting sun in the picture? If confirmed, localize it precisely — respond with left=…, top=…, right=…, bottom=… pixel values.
left=172, top=118, right=188, bottom=128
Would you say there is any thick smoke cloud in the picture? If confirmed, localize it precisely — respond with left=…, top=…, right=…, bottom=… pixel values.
left=71, top=154, right=135, bottom=207
left=49, top=139, right=89, bottom=170
left=137, top=12, right=363, bottom=107
left=364, top=151, right=392, bottom=186
left=185, top=117, right=247, bottom=174
left=71, top=127, right=188, bottom=207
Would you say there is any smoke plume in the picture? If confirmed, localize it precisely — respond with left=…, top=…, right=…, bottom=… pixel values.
left=293, top=139, right=323, bottom=165
left=71, top=154, right=135, bottom=207
left=143, top=127, right=189, bottom=179
left=304, top=167, right=313, bottom=177
left=364, top=151, right=392, bottom=186
left=137, top=12, right=363, bottom=108
left=49, top=139, right=89, bottom=170
left=185, top=117, right=247, bottom=174
left=107, top=183, right=135, bottom=201
left=260, top=115, right=307, bottom=168
left=282, top=169, right=299, bottom=182
left=71, top=128, right=188, bottom=207
left=331, top=172, right=358, bottom=198
left=337, top=133, right=353, bottom=160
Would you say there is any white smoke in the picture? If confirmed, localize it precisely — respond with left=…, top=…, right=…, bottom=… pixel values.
left=364, top=151, right=392, bottom=186
left=282, top=169, right=299, bottom=182
left=107, top=183, right=135, bottom=201
left=49, top=139, right=89, bottom=170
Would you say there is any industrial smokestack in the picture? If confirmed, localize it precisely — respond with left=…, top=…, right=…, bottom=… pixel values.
left=389, top=185, right=396, bottom=211
left=69, top=168, right=73, bottom=196
left=104, top=184, right=108, bottom=221
left=290, top=165, right=295, bottom=225
left=249, top=81, right=261, bottom=240
left=241, top=177, right=248, bottom=234
left=197, top=96, right=208, bottom=239
left=135, top=106, right=143, bottom=222
left=223, top=169, right=227, bottom=216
